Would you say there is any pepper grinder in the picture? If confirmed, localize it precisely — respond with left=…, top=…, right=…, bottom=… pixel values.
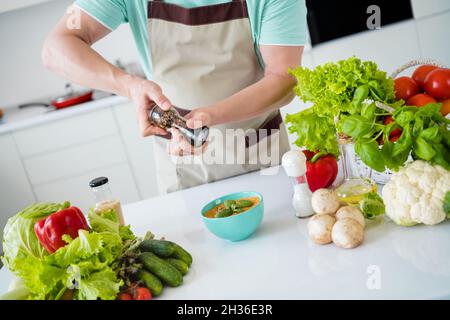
left=282, top=150, right=314, bottom=218
left=149, top=105, right=209, bottom=148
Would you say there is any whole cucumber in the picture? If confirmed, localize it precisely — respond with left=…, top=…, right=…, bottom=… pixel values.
left=165, top=258, right=189, bottom=275
left=139, top=239, right=176, bottom=258
left=171, top=243, right=193, bottom=266
left=137, top=269, right=163, bottom=296
left=139, top=252, right=183, bottom=287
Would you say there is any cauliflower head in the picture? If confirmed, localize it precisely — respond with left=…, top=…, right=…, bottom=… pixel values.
left=382, top=160, right=450, bottom=226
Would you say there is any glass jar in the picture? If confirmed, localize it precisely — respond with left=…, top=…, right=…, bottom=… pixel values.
left=335, top=135, right=378, bottom=205
left=89, top=177, right=125, bottom=225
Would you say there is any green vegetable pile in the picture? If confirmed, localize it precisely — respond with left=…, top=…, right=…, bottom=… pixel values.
left=286, top=56, right=450, bottom=172
left=1, top=202, right=193, bottom=300
left=340, top=103, right=450, bottom=171
left=286, top=57, right=397, bottom=157
left=2, top=202, right=134, bottom=300
left=114, top=234, right=193, bottom=297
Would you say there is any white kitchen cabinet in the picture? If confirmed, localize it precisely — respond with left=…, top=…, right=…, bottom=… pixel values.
left=112, top=102, right=160, bottom=199
left=411, top=0, right=450, bottom=19
left=0, top=0, right=54, bottom=14
left=416, top=11, right=450, bottom=67
left=13, top=108, right=118, bottom=157
left=311, top=20, right=421, bottom=74
left=24, top=135, right=128, bottom=186
left=33, top=163, right=140, bottom=213
left=0, top=134, right=35, bottom=240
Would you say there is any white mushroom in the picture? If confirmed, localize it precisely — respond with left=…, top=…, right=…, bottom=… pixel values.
left=332, top=218, right=364, bottom=249
left=336, top=206, right=366, bottom=228
left=307, top=214, right=336, bottom=245
left=311, top=188, right=340, bottom=215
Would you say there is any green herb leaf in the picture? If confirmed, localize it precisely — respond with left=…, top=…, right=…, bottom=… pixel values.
left=355, top=140, right=385, bottom=172
left=359, top=192, right=385, bottom=219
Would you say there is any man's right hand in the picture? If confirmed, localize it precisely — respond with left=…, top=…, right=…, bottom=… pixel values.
left=125, top=77, right=172, bottom=137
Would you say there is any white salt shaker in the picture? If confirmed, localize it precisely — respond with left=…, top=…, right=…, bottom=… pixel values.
left=282, top=151, right=314, bottom=218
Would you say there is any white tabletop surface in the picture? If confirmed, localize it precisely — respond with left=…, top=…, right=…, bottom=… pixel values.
left=1, top=166, right=450, bottom=299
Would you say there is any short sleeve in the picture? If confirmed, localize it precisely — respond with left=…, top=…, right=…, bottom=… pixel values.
left=73, top=0, right=128, bottom=30
left=259, top=0, right=307, bottom=46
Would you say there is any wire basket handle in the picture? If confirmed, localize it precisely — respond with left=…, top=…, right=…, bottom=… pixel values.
left=365, top=59, right=448, bottom=114
left=390, top=58, right=448, bottom=79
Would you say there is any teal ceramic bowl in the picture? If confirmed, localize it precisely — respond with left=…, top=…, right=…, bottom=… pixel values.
left=201, top=192, right=264, bottom=241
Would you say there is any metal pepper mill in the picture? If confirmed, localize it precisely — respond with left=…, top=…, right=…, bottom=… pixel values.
left=149, top=105, right=209, bottom=148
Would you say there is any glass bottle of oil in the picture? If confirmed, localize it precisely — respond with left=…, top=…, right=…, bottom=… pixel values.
left=335, top=136, right=377, bottom=205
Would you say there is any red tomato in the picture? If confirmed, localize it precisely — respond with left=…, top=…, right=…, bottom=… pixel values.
left=380, top=116, right=403, bottom=144
left=394, top=77, right=420, bottom=101
left=383, top=115, right=394, bottom=125
left=407, top=93, right=437, bottom=107
left=118, top=293, right=133, bottom=300
left=424, top=68, right=450, bottom=100
left=389, top=133, right=401, bottom=142
left=440, top=99, right=450, bottom=116
left=133, top=287, right=152, bottom=300
left=412, top=65, right=438, bottom=89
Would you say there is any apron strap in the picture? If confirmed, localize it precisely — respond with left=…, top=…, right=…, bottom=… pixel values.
left=152, top=0, right=243, bottom=2
left=148, top=0, right=249, bottom=25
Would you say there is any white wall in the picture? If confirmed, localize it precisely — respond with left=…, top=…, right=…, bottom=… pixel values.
left=0, top=0, right=140, bottom=108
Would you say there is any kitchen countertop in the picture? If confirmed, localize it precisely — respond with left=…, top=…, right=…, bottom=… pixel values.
left=0, top=95, right=128, bottom=135
left=1, top=167, right=450, bottom=299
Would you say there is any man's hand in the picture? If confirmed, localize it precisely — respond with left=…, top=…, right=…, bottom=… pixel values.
left=125, top=77, right=172, bottom=137
left=168, top=128, right=208, bottom=156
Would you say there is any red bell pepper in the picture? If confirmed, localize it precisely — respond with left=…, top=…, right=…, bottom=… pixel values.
left=300, top=150, right=338, bottom=192
left=34, top=206, right=89, bottom=253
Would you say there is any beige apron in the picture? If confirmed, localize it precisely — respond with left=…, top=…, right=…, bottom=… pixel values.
left=148, top=0, right=290, bottom=194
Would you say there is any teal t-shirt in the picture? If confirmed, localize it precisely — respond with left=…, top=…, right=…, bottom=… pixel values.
left=74, top=0, right=307, bottom=79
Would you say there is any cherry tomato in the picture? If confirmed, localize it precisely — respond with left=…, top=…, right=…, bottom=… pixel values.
left=381, top=116, right=403, bottom=144
left=439, top=99, right=450, bottom=116
left=389, top=133, right=401, bottom=142
left=412, top=65, right=438, bottom=89
left=383, top=115, right=394, bottom=125
left=407, top=93, right=437, bottom=107
left=133, top=287, right=152, bottom=300
left=424, top=68, right=450, bottom=100
left=118, top=293, right=133, bottom=300
left=394, top=76, right=420, bottom=101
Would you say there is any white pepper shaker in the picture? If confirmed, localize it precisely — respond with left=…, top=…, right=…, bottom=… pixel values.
left=282, top=150, right=314, bottom=218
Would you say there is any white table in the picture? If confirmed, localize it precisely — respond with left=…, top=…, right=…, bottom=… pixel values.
left=1, top=167, right=450, bottom=299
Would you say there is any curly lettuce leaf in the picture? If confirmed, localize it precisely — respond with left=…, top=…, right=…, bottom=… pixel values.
left=285, top=108, right=339, bottom=157
left=19, top=230, right=123, bottom=300
left=72, top=268, right=122, bottom=301
left=88, top=209, right=135, bottom=241
left=290, top=57, right=395, bottom=119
